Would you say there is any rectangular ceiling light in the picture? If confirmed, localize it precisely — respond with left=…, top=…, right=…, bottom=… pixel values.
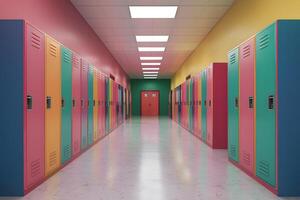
left=144, top=77, right=158, bottom=79
left=136, top=35, right=169, bottom=42
left=138, top=47, right=165, bottom=52
left=144, top=75, right=158, bottom=77
left=141, top=63, right=161, bottom=66
left=142, top=67, right=160, bottom=70
left=140, top=57, right=163, bottom=61
left=143, top=71, right=159, bottom=74
left=129, top=6, right=178, bottom=19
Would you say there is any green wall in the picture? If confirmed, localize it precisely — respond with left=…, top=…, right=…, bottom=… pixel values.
left=130, top=79, right=171, bottom=116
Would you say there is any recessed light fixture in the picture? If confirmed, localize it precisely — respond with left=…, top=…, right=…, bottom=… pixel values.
left=138, top=47, right=166, bottom=52
left=140, top=57, right=163, bottom=61
left=136, top=35, right=169, bottom=42
left=144, top=75, right=158, bottom=77
left=142, top=67, right=160, bottom=70
left=143, top=71, right=159, bottom=74
left=144, top=77, right=158, bottom=79
left=129, top=6, right=178, bottom=19
left=141, top=63, right=161, bottom=66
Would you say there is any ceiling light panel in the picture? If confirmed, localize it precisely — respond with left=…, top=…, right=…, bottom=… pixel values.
left=143, top=71, right=159, bottom=74
left=142, top=68, right=160, bottom=70
left=129, top=6, right=178, bottom=19
left=138, top=47, right=166, bottom=52
left=144, top=77, right=158, bottom=79
left=141, top=63, right=161, bottom=66
left=136, top=35, right=169, bottom=42
left=140, top=57, right=163, bottom=61
left=144, top=74, right=158, bottom=77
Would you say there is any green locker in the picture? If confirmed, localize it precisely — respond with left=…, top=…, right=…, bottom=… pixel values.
left=201, top=70, right=207, bottom=141
left=88, top=65, right=94, bottom=145
left=61, top=47, right=72, bottom=164
left=189, top=79, right=194, bottom=132
left=255, top=23, right=276, bottom=186
left=228, top=48, right=239, bottom=162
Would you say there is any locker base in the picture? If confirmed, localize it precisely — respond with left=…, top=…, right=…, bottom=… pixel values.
left=229, top=159, right=278, bottom=196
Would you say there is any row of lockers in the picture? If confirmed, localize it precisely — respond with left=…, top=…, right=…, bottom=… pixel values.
left=228, top=20, right=300, bottom=196
left=170, top=63, right=228, bottom=149
left=0, top=20, right=131, bottom=196
left=170, top=20, right=300, bottom=196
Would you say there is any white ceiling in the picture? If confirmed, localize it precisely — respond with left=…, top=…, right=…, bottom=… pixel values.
left=70, top=0, right=234, bottom=78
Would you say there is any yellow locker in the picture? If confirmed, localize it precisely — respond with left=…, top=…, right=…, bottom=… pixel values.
left=93, top=70, right=98, bottom=141
left=45, top=36, right=61, bottom=176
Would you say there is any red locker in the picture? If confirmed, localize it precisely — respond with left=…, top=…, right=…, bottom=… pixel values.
left=206, top=63, right=228, bottom=149
left=97, top=72, right=102, bottom=138
left=101, top=74, right=106, bottom=137
left=72, top=53, right=81, bottom=156
left=24, top=23, right=45, bottom=190
left=182, top=82, right=187, bottom=129
left=206, top=65, right=213, bottom=146
left=80, top=60, right=88, bottom=150
left=239, top=38, right=255, bottom=173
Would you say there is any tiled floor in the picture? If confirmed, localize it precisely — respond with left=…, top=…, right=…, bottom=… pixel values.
left=1, top=117, right=299, bottom=200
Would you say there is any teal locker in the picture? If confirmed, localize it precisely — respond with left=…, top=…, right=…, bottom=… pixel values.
left=201, top=70, right=207, bottom=141
left=88, top=66, right=94, bottom=145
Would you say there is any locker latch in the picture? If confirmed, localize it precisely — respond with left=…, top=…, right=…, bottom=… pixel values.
left=87, top=100, right=89, bottom=107
left=93, top=100, right=95, bottom=107
left=81, top=99, right=84, bottom=108
left=98, top=100, right=100, bottom=106
left=27, top=95, right=33, bottom=110
left=249, top=96, right=254, bottom=109
left=199, top=100, right=201, bottom=106
left=72, top=99, right=76, bottom=107
left=61, top=98, right=65, bottom=108
left=204, top=100, right=207, bottom=107
left=46, top=96, right=52, bottom=109
left=209, top=100, right=212, bottom=107
left=235, top=97, right=239, bottom=108
left=268, top=95, right=275, bottom=110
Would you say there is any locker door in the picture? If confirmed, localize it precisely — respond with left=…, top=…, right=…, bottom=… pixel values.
left=255, top=23, right=276, bottom=187
left=93, top=70, right=98, bottom=141
left=206, top=65, right=213, bottom=146
left=201, top=70, right=207, bottom=141
left=61, top=47, right=72, bottom=164
left=80, top=60, right=88, bottom=150
left=239, top=38, right=255, bottom=173
left=97, top=73, right=102, bottom=138
left=25, top=23, right=45, bottom=189
left=189, top=79, right=193, bottom=132
left=45, top=36, right=61, bottom=176
left=228, top=48, right=239, bottom=162
left=193, top=78, right=198, bottom=134
left=196, top=74, right=202, bottom=138
left=87, top=66, right=94, bottom=145
left=72, top=53, right=81, bottom=156
left=105, top=78, right=109, bottom=134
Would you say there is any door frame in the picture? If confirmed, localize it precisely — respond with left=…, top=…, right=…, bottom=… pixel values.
left=140, top=90, right=160, bottom=116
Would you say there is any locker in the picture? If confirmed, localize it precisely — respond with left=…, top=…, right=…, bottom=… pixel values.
left=97, top=72, right=102, bottom=138
left=206, top=65, right=213, bottom=146
left=182, top=82, right=187, bottom=128
left=255, top=23, right=276, bottom=187
left=87, top=65, right=94, bottom=145
left=72, top=53, right=81, bottom=156
left=101, top=75, right=106, bottom=136
left=60, top=47, right=72, bottom=164
left=189, top=79, right=194, bottom=132
left=45, top=35, right=61, bottom=176
left=201, top=69, right=207, bottom=141
left=228, top=48, right=239, bottom=162
left=197, top=74, right=202, bottom=138
left=194, top=74, right=202, bottom=138
left=105, top=77, right=109, bottom=134
left=80, top=60, right=88, bottom=150
left=239, top=38, right=255, bottom=173
left=93, top=69, right=98, bottom=141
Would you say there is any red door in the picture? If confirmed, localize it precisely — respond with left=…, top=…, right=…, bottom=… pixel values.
left=72, top=53, right=81, bottom=156
left=141, top=91, right=159, bottom=116
left=25, top=23, right=45, bottom=190
left=239, top=38, right=255, bottom=173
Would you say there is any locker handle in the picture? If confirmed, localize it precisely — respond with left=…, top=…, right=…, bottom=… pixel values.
left=81, top=99, right=84, bottom=108
left=46, top=96, right=51, bottom=109
left=93, top=100, right=95, bottom=107
left=87, top=100, right=89, bottom=107
left=204, top=100, right=207, bottom=107
left=199, top=101, right=201, bottom=106
left=209, top=100, right=212, bottom=107
left=98, top=100, right=100, bottom=106
left=235, top=97, right=239, bottom=108
left=268, top=95, right=275, bottom=110
left=27, top=95, right=33, bottom=110
left=61, top=98, right=65, bottom=108
left=72, top=99, right=76, bottom=107
left=248, top=97, right=254, bottom=109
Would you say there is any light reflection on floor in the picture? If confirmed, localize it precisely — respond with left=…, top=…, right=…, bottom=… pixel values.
left=1, top=117, right=299, bottom=200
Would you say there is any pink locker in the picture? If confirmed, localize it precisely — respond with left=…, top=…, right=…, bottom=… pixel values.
left=72, top=53, right=81, bottom=156
left=24, top=23, right=45, bottom=190
left=97, top=72, right=102, bottom=138
left=193, top=76, right=199, bottom=136
left=206, top=65, right=213, bottom=146
left=239, top=38, right=255, bottom=173
left=80, top=60, right=89, bottom=149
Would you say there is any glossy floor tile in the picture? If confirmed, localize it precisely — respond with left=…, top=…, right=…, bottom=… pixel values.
left=1, top=117, right=299, bottom=200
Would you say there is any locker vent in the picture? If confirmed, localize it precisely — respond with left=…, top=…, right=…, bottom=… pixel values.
left=31, top=32, right=41, bottom=49
left=242, top=45, right=251, bottom=58
left=258, top=34, right=270, bottom=50
left=230, top=54, right=236, bottom=64
left=73, top=56, right=80, bottom=69
left=64, top=145, right=71, bottom=159
left=258, top=160, right=270, bottom=177
left=30, top=159, right=41, bottom=178
left=242, top=151, right=251, bottom=167
left=63, top=52, right=72, bottom=63
left=230, top=145, right=237, bottom=157
left=49, top=44, right=57, bottom=57
left=49, top=151, right=57, bottom=167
